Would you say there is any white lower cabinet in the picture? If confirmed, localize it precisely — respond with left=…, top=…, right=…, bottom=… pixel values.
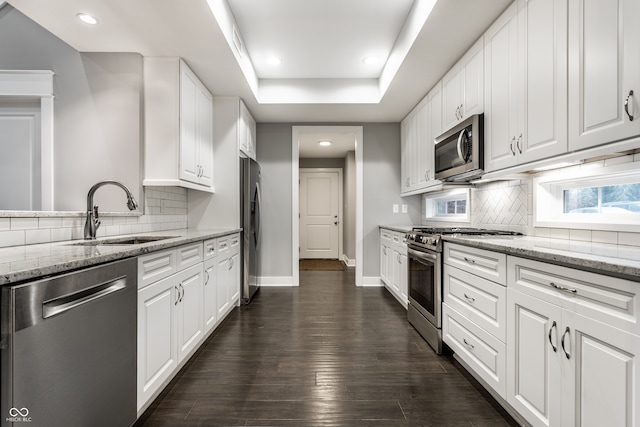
left=137, top=234, right=240, bottom=414
left=507, top=256, right=640, bottom=427
left=379, top=228, right=408, bottom=307
left=215, top=233, right=241, bottom=319
left=442, top=243, right=508, bottom=398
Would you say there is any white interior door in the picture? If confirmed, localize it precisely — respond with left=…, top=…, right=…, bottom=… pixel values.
left=299, top=170, right=340, bottom=259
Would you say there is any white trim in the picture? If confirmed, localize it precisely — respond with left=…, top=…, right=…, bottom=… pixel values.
left=259, top=276, right=296, bottom=287
left=292, top=126, right=364, bottom=287
left=341, top=254, right=355, bottom=267
left=1, top=70, right=55, bottom=211
left=362, top=276, right=384, bottom=287
left=534, top=159, right=640, bottom=232
left=299, top=168, right=343, bottom=259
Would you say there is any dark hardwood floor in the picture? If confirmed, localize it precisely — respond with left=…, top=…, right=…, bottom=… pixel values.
left=135, top=268, right=520, bottom=426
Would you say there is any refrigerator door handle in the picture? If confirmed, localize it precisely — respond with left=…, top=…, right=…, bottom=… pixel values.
left=253, top=181, right=262, bottom=247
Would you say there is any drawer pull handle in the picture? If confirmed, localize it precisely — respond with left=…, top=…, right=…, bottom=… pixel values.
left=625, top=90, right=634, bottom=121
left=463, top=293, right=475, bottom=303
left=548, top=321, right=557, bottom=353
left=561, top=326, right=571, bottom=360
left=550, top=282, right=577, bottom=293
left=463, top=257, right=476, bottom=264
left=463, top=338, right=474, bottom=350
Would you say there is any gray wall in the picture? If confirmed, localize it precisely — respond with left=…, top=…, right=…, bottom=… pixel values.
left=0, top=5, right=142, bottom=212
left=257, top=123, right=421, bottom=279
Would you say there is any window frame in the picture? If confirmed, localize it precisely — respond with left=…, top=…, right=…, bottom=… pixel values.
left=534, top=161, right=640, bottom=232
left=424, top=188, right=470, bottom=223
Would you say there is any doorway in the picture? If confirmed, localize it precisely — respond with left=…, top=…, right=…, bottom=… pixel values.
left=292, top=125, right=363, bottom=286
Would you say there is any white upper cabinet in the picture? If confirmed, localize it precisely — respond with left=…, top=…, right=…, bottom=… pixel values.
left=442, top=38, right=484, bottom=132
left=239, top=100, right=257, bottom=160
left=400, top=82, right=442, bottom=195
left=144, top=58, right=214, bottom=191
left=568, top=0, right=640, bottom=151
left=485, top=0, right=568, bottom=173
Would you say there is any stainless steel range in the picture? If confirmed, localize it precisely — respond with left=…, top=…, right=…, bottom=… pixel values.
left=405, top=227, right=521, bottom=354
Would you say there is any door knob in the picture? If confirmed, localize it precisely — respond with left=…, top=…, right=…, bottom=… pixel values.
left=334, top=221, right=338, bottom=225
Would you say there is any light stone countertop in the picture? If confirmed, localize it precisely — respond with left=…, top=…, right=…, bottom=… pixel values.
left=379, top=225, right=414, bottom=234
left=443, top=234, right=640, bottom=280
left=0, top=228, right=241, bottom=286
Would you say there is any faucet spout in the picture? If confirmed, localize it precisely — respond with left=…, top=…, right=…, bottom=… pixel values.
left=84, top=180, right=138, bottom=240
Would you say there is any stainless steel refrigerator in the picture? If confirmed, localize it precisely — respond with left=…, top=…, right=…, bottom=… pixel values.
left=240, top=157, right=261, bottom=304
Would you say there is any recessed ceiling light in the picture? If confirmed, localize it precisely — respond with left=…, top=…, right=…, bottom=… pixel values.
left=266, top=56, right=282, bottom=66
left=77, top=13, right=98, bottom=25
left=318, top=141, right=332, bottom=147
left=362, top=56, right=379, bottom=65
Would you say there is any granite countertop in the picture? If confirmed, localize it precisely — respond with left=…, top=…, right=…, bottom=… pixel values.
left=379, top=225, right=415, bottom=233
left=0, top=228, right=241, bottom=286
left=443, top=235, right=640, bottom=280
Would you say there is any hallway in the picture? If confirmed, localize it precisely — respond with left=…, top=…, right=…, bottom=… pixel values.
left=136, top=269, right=518, bottom=426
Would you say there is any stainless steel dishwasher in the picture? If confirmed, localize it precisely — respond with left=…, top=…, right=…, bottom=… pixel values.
left=0, top=258, right=137, bottom=427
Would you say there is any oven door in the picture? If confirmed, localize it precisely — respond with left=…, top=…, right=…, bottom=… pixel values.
left=407, top=246, right=441, bottom=328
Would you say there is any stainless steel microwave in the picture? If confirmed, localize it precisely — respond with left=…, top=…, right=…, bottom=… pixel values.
left=434, top=114, right=484, bottom=182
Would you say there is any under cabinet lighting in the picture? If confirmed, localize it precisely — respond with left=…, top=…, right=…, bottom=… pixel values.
left=77, top=13, right=98, bottom=25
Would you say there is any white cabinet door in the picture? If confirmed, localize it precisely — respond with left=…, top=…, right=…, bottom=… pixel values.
left=391, top=248, right=402, bottom=295
left=485, top=0, right=568, bottom=172
left=202, top=257, right=217, bottom=334
left=427, top=82, right=443, bottom=183
left=175, top=264, right=204, bottom=364
left=415, top=99, right=430, bottom=188
left=380, top=243, right=389, bottom=285
left=179, top=64, right=200, bottom=184
left=443, top=38, right=484, bottom=132
left=400, top=110, right=416, bottom=192
left=568, top=0, right=640, bottom=151
left=484, top=2, right=520, bottom=172
left=229, top=251, right=241, bottom=303
left=196, top=84, right=214, bottom=188
left=216, top=253, right=231, bottom=317
left=507, top=288, right=562, bottom=427
left=398, top=252, right=408, bottom=304
left=239, top=100, right=257, bottom=160
left=519, top=0, right=568, bottom=164
left=137, top=275, right=177, bottom=411
left=562, top=310, right=640, bottom=427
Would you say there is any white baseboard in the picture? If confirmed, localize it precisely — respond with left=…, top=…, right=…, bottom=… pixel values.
left=360, top=276, right=384, bottom=287
left=341, top=254, right=355, bottom=267
left=258, top=276, right=297, bottom=287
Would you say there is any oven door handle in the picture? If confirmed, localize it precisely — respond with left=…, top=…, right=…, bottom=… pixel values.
left=407, top=247, right=438, bottom=262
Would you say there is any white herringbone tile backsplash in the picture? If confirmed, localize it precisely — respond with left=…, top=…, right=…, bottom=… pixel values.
left=472, top=180, right=533, bottom=235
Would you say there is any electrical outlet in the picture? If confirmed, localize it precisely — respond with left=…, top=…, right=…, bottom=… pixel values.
left=402, top=204, right=408, bottom=213
left=393, top=204, right=399, bottom=213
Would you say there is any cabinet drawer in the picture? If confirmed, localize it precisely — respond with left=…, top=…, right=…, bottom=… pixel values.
left=177, top=242, right=203, bottom=270
left=443, top=264, right=506, bottom=342
left=217, top=236, right=230, bottom=253
left=203, top=238, right=216, bottom=261
left=392, top=232, right=406, bottom=246
left=508, top=256, right=640, bottom=335
left=229, top=233, right=241, bottom=253
left=380, top=229, right=393, bottom=242
left=443, top=243, right=507, bottom=285
left=443, top=303, right=506, bottom=399
left=138, top=249, right=177, bottom=289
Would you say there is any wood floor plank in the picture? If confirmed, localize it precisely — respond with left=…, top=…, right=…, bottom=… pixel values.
left=135, top=268, right=519, bottom=427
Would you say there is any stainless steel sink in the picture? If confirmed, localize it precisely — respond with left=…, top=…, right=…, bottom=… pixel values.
left=67, top=236, right=178, bottom=246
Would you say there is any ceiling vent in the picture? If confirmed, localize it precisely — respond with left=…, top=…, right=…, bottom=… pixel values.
left=232, top=25, right=243, bottom=57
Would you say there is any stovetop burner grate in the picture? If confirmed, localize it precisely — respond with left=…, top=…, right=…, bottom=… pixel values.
left=411, top=227, right=522, bottom=236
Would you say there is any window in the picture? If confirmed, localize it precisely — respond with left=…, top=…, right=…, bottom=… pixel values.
left=424, top=188, right=470, bottom=222
left=534, top=160, right=640, bottom=232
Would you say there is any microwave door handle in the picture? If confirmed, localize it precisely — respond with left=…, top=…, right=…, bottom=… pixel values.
left=456, top=129, right=466, bottom=163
